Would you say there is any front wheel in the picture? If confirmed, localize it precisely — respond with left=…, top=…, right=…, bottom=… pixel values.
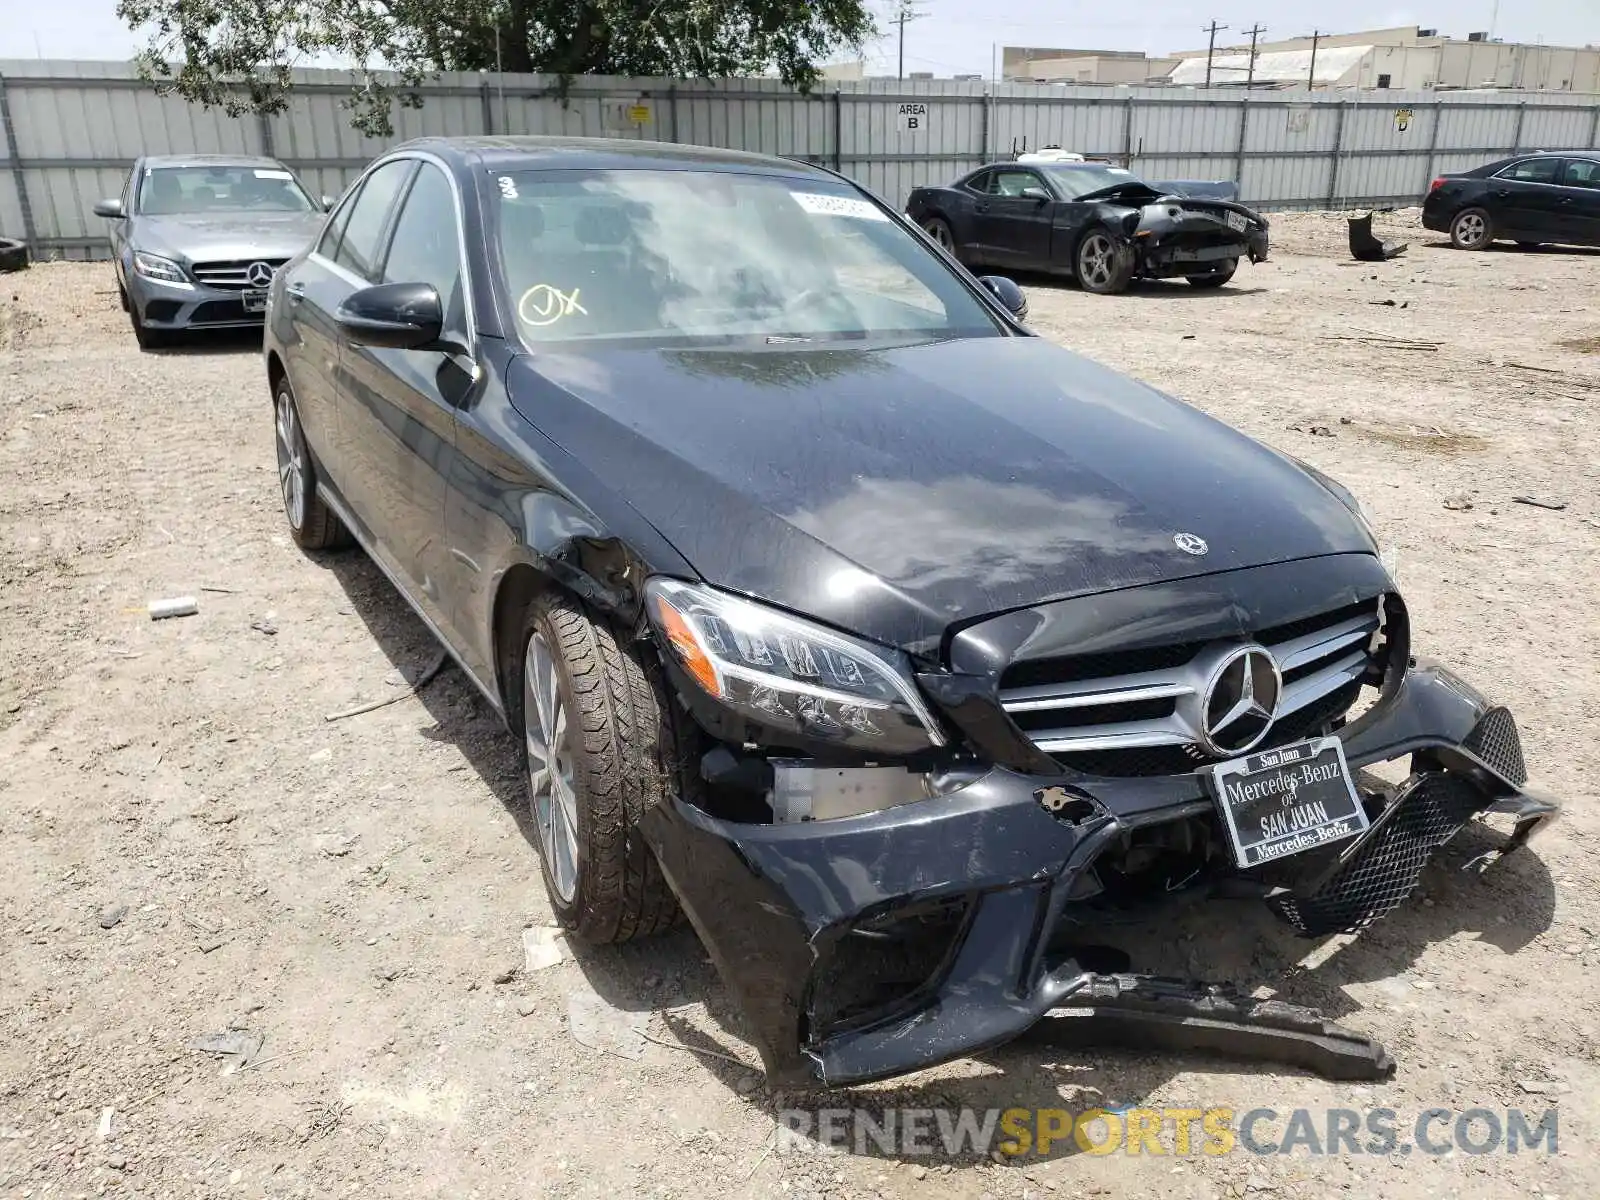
left=129, top=306, right=171, bottom=351
left=1187, top=259, right=1238, bottom=288
left=519, top=593, right=680, bottom=944
left=1449, top=207, right=1493, bottom=250
left=1075, top=229, right=1134, bottom=294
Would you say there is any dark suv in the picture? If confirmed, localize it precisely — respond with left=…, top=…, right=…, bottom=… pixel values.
left=263, top=136, right=1558, bottom=1087
left=1424, top=151, right=1600, bottom=250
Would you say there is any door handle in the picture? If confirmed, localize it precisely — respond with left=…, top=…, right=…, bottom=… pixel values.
left=285, top=282, right=306, bottom=304
left=975, top=203, right=990, bottom=212
left=1492, top=189, right=1511, bottom=199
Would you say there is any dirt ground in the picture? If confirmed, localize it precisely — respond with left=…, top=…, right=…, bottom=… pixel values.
left=1, top=209, right=1597, bottom=1200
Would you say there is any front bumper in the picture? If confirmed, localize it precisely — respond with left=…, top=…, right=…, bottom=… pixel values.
left=126, top=270, right=267, bottom=331
left=642, top=659, right=1555, bottom=1087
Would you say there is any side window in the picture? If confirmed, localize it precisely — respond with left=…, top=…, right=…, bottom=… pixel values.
left=1560, top=159, right=1600, bottom=189
left=380, top=164, right=463, bottom=327
left=992, top=170, right=1043, bottom=197
left=1498, top=158, right=1560, bottom=184
left=333, top=160, right=414, bottom=280
left=316, top=184, right=359, bottom=260
left=963, top=170, right=992, bottom=195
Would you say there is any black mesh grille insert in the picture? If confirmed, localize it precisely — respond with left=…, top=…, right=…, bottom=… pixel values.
left=1271, top=773, right=1487, bottom=936
left=1462, top=706, right=1527, bottom=785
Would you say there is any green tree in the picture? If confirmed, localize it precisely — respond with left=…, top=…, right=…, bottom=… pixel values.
left=116, top=0, right=875, bottom=136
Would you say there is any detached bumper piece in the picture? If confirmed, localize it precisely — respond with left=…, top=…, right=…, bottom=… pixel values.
left=1043, top=974, right=1394, bottom=1082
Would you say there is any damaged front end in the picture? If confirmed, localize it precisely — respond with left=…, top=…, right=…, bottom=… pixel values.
left=638, top=557, right=1557, bottom=1088
left=1129, top=197, right=1271, bottom=276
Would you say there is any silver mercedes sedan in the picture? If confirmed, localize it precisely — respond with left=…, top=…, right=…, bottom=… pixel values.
left=93, top=155, right=330, bottom=349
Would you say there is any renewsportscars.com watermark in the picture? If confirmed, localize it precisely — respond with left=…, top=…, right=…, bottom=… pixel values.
left=775, top=1107, right=1560, bottom=1159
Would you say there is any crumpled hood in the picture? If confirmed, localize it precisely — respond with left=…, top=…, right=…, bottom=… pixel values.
left=131, top=212, right=325, bottom=263
left=507, top=336, right=1373, bottom=656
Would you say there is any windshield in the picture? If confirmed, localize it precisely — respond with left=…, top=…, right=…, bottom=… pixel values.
left=494, top=169, right=1003, bottom=346
left=1039, top=165, right=1149, bottom=199
left=138, top=165, right=317, bottom=216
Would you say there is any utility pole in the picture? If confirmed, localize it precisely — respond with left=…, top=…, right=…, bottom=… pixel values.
left=1308, top=30, right=1324, bottom=91
left=1242, top=24, right=1266, bottom=89
left=893, top=0, right=927, bottom=81
left=1203, top=21, right=1230, bottom=89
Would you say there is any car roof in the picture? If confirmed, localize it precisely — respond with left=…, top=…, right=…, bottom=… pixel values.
left=139, top=154, right=291, bottom=169
left=389, top=136, right=836, bottom=179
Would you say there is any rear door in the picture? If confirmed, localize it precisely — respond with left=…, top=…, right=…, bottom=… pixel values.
left=1556, top=157, right=1600, bottom=246
left=339, top=158, right=479, bottom=637
left=974, top=168, right=1055, bottom=269
left=1487, top=156, right=1564, bottom=240
left=273, top=158, right=412, bottom=489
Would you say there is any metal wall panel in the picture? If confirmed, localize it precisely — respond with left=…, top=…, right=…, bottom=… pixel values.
left=2, top=61, right=1596, bottom=258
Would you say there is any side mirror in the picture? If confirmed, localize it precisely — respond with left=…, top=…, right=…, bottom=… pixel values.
left=336, top=282, right=444, bottom=350
left=93, top=198, right=125, bottom=219
left=1019, top=186, right=1051, bottom=203
left=979, top=275, right=1028, bottom=321
left=321, top=195, right=334, bottom=211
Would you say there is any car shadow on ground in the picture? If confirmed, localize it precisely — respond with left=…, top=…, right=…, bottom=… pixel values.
left=1419, top=238, right=1600, bottom=257
left=314, top=546, right=1558, bottom=1132
left=1009, top=271, right=1269, bottom=300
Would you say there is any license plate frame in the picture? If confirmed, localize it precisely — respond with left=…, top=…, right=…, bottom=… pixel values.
left=1225, top=210, right=1249, bottom=233
left=1207, top=736, right=1370, bottom=869
left=242, top=290, right=269, bottom=313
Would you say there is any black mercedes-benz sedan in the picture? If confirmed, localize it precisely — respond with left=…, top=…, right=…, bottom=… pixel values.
left=264, top=137, right=1557, bottom=1087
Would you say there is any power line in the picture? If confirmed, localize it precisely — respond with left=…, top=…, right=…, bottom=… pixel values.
left=1242, top=24, right=1266, bottom=89
left=1203, top=20, right=1229, bottom=89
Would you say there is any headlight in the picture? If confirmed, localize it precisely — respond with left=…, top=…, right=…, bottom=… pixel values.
left=132, top=251, right=188, bottom=284
left=646, top=578, right=944, bottom=755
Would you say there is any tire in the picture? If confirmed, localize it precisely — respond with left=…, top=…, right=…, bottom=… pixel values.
left=117, top=283, right=129, bottom=312
left=129, top=306, right=172, bottom=351
left=923, top=217, right=957, bottom=255
left=0, top=236, right=28, bottom=273
left=518, top=592, right=680, bottom=944
left=1187, top=258, right=1238, bottom=288
left=1449, top=207, right=1493, bottom=250
left=1075, top=228, right=1134, bottom=294
left=273, top=377, right=348, bottom=550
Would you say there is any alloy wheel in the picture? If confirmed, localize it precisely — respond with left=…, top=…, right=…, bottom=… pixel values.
left=1079, top=233, right=1116, bottom=289
left=524, top=631, right=579, bottom=903
left=274, top=391, right=307, bottom=529
left=926, top=221, right=953, bottom=249
left=1453, top=212, right=1487, bottom=248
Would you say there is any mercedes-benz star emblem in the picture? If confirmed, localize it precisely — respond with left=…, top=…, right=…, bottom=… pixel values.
left=245, top=261, right=277, bottom=288
left=1173, top=532, right=1209, bottom=556
left=1199, top=645, right=1281, bottom=755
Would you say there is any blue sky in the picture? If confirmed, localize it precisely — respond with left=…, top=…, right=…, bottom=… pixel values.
left=1, top=0, right=1591, bottom=75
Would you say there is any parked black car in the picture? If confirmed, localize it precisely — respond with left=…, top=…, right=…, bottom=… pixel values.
left=1424, top=151, right=1600, bottom=250
left=264, top=136, right=1556, bottom=1088
left=905, top=162, right=1269, bottom=293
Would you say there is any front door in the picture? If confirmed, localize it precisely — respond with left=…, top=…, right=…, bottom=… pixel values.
left=1555, top=158, right=1600, bottom=246
left=973, top=168, right=1055, bottom=269
left=337, top=158, right=478, bottom=646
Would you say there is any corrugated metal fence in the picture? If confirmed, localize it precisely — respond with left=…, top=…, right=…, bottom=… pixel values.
left=2, top=59, right=1598, bottom=259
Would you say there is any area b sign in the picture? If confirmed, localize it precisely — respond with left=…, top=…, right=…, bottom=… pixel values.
left=897, top=102, right=928, bottom=132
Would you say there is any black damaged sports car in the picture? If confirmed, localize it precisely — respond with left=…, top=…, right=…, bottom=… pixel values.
left=265, top=136, right=1556, bottom=1090
left=907, top=162, right=1270, bottom=293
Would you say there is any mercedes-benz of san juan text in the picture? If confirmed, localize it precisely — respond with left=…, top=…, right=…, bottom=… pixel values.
left=94, top=155, right=331, bottom=349
left=1424, top=150, right=1600, bottom=251
left=905, top=162, right=1270, bottom=293
left=263, top=136, right=1557, bottom=1087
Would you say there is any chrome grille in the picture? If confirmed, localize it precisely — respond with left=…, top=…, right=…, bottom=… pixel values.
left=189, top=258, right=287, bottom=290
left=1000, top=600, right=1382, bottom=768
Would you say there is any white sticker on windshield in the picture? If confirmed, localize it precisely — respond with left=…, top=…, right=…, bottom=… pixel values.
left=792, top=192, right=888, bottom=222
left=498, top=176, right=519, bottom=199
left=253, top=169, right=293, bottom=179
